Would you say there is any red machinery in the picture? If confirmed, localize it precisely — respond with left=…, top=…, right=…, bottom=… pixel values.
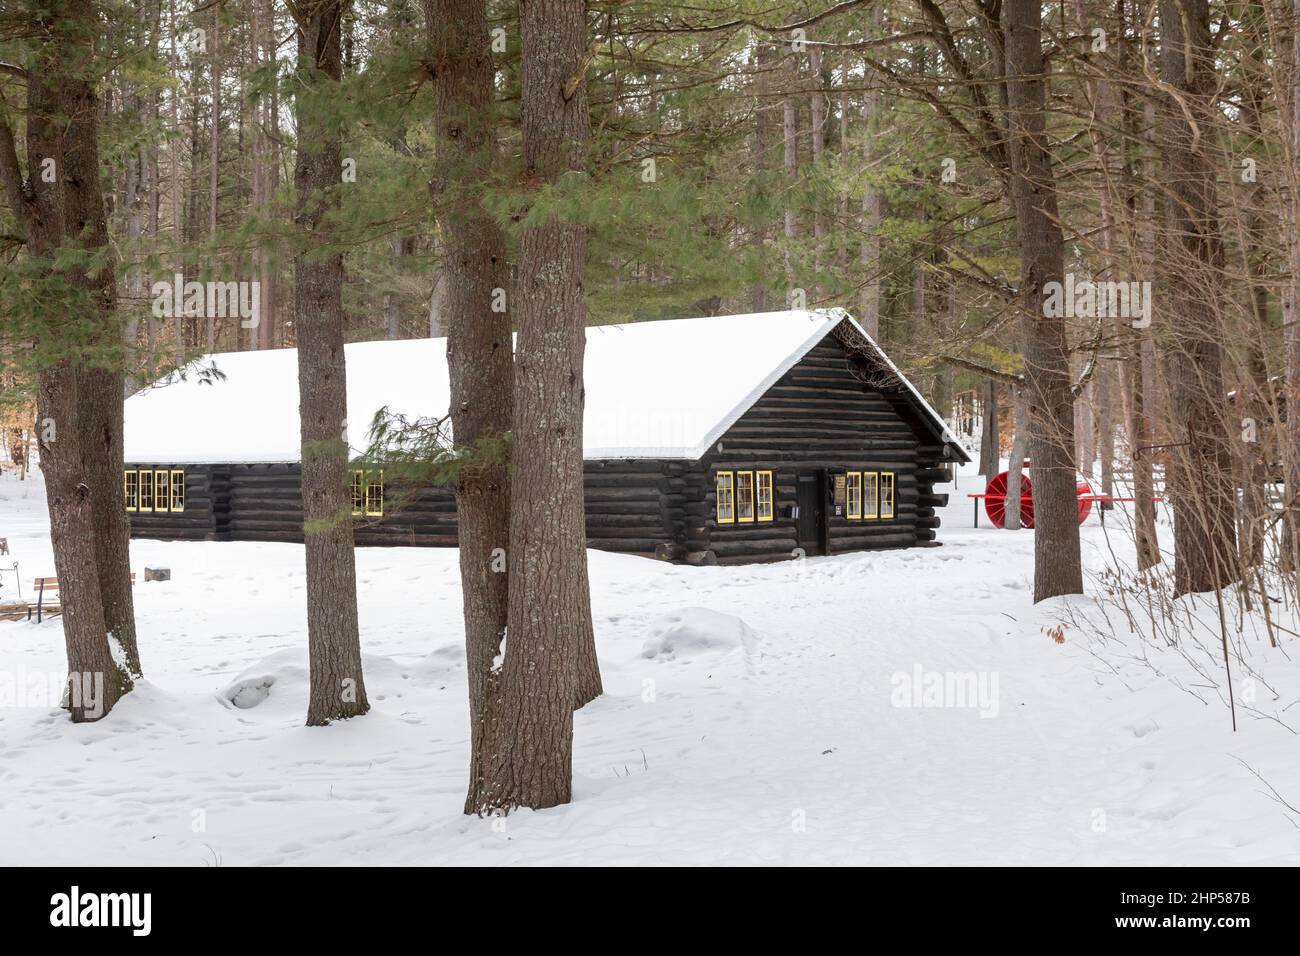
left=970, top=462, right=1097, bottom=528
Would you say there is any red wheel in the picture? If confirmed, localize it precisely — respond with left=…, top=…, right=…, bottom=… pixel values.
left=983, top=466, right=1033, bottom=528
left=982, top=465, right=1092, bottom=528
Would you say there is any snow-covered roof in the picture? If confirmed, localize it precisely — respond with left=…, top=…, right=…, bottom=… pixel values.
left=123, top=308, right=962, bottom=463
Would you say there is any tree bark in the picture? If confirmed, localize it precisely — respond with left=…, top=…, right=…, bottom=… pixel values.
left=858, top=5, right=885, bottom=337
left=423, top=0, right=515, bottom=813
left=480, top=0, right=600, bottom=813
left=1279, top=0, right=1300, bottom=573
left=2, top=0, right=138, bottom=719
left=290, top=0, right=369, bottom=725
left=1156, top=0, right=1239, bottom=595
left=751, top=42, right=774, bottom=312
left=782, top=34, right=799, bottom=286
left=1116, top=0, right=1159, bottom=569
left=1005, top=386, right=1029, bottom=530
left=60, top=0, right=141, bottom=676
left=1002, top=0, right=1083, bottom=601
left=808, top=44, right=825, bottom=298
left=979, top=378, right=999, bottom=477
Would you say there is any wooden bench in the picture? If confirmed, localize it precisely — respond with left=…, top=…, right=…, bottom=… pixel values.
left=28, top=573, right=136, bottom=623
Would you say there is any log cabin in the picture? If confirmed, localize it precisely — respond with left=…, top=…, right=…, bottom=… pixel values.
left=122, top=308, right=969, bottom=565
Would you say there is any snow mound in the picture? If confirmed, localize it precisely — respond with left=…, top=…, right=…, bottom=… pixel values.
left=223, top=675, right=277, bottom=709
left=641, top=608, right=756, bottom=660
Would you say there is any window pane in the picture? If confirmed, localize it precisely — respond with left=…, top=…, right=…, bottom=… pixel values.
left=124, top=471, right=138, bottom=511
left=351, top=470, right=364, bottom=516
left=736, top=472, right=755, bottom=521
left=716, top=472, right=734, bottom=523
left=847, top=472, right=862, bottom=519
left=365, top=471, right=384, bottom=516
left=757, top=471, right=774, bottom=521
left=865, top=472, right=878, bottom=518
left=155, top=471, right=169, bottom=511
left=882, top=473, right=895, bottom=518
left=170, top=470, right=185, bottom=512
left=139, top=470, right=154, bottom=511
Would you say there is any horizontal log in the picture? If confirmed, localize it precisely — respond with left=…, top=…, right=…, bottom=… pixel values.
left=916, top=466, right=954, bottom=484
left=586, top=537, right=667, bottom=552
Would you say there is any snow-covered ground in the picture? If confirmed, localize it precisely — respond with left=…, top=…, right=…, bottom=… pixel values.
left=2, top=466, right=1299, bottom=866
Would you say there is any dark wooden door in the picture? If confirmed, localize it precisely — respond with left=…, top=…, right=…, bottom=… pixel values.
left=796, top=473, right=825, bottom=555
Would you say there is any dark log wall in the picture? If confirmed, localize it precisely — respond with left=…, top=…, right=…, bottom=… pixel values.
left=127, top=326, right=959, bottom=563
left=123, top=464, right=218, bottom=541
left=688, top=328, right=954, bottom=564
left=126, top=460, right=679, bottom=555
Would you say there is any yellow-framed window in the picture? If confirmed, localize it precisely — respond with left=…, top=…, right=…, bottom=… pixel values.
left=864, top=472, right=879, bottom=519
left=170, top=470, right=186, bottom=512
left=881, top=472, right=896, bottom=519
left=756, top=470, right=775, bottom=522
left=716, top=471, right=735, bottom=524
left=736, top=471, right=755, bottom=523
left=364, top=470, right=385, bottom=517
left=351, top=470, right=364, bottom=517
left=846, top=472, right=863, bottom=519
left=124, top=470, right=139, bottom=512
left=138, top=469, right=155, bottom=512
left=154, top=470, right=170, bottom=513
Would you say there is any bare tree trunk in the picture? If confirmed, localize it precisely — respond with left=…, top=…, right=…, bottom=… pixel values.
left=1280, top=0, right=1300, bottom=572
left=837, top=70, right=850, bottom=275
left=253, top=0, right=278, bottom=351
left=290, top=0, right=369, bottom=725
left=808, top=44, right=825, bottom=298
left=207, top=3, right=220, bottom=352
left=428, top=232, right=448, bottom=337
left=752, top=42, right=774, bottom=312
left=1075, top=359, right=1094, bottom=479
left=1115, top=1, right=1160, bottom=569
left=1005, top=386, right=1029, bottom=530
left=979, top=379, right=999, bottom=477
left=782, top=33, right=799, bottom=287
left=1002, top=0, right=1083, bottom=601
left=1236, top=30, right=1272, bottom=568
left=169, top=0, right=184, bottom=364
left=1157, top=0, right=1239, bottom=595
left=423, top=0, right=515, bottom=813
left=382, top=234, right=413, bottom=340
left=480, top=0, right=600, bottom=812
left=858, top=8, right=884, bottom=337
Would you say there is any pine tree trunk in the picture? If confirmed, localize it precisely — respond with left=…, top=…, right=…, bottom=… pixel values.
left=480, top=0, right=603, bottom=812
left=1156, top=0, right=1239, bottom=595
left=1002, top=0, right=1083, bottom=601
left=9, top=0, right=138, bottom=719
left=423, top=0, right=515, bottom=813
left=291, top=0, right=369, bottom=725
left=62, top=0, right=141, bottom=678
left=78, top=367, right=142, bottom=676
